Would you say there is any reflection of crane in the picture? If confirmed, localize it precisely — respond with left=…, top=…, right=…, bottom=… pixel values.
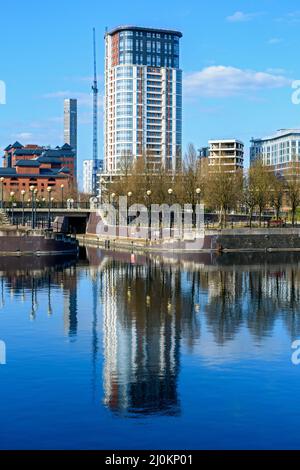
left=91, top=273, right=99, bottom=401
left=92, top=27, right=99, bottom=195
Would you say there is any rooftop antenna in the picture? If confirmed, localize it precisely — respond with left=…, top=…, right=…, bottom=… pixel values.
left=92, top=27, right=99, bottom=195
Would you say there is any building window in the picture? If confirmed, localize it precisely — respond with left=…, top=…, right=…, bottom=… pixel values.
left=124, top=38, right=133, bottom=51
left=116, top=66, right=133, bottom=78
left=124, top=53, right=133, bottom=64
left=116, top=80, right=133, bottom=91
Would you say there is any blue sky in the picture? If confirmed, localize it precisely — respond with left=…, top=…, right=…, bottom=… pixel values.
left=1, top=0, right=300, bottom=186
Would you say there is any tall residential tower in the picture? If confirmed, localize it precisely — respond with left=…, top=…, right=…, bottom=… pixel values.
left=64, top=98, right=77, bottom=180
left=104, top=26, right=183, bottom=175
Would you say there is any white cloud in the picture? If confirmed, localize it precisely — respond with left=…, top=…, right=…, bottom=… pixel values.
left=268, top=37, right=282, bottom=45
left=13, top=132, right=33, bottom=140
left=226, top=11, right=258, bottom=22
left=277, top=11, right=300, bottom=23
left=184, top=65, right=291, bottom=98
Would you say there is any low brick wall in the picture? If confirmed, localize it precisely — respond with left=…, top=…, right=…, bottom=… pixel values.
left=215, top=228, right=300, bottom=251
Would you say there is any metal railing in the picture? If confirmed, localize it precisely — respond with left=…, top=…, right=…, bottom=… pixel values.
left=1, top=201, right=91, bottom=210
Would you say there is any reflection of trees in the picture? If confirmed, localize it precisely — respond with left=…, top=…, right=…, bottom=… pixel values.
left=280, top=269, right=300, bottom=339
left=204, top=271, right=244, bottom=344
left=0, top=261, right=78, bottom=337
left=202, top=266, right=300, bottom=343
left=247, top=271, right=277, bottom=340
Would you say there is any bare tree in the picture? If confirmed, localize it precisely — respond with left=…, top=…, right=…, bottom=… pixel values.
left=243, top=172, right=257, bottom=228
left=250, top=161, right=273, bottom=227
left=204, top=167, right=243, bottom=228
left=287, top=175, right=300, bottom=226
left=269, top=174, right=285, bottom=221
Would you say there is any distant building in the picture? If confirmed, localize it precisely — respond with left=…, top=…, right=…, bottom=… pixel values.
left=1, top=141, right=75, bottom=194
left=104, top=25, right=183, bottom=175
left=83, top=159, right=103, bottom=195
left=208, top=139, right=244, bottom=172
left=250, top=129, right=300, bottom=178
left=64, top=99, right=77, bottom=180
left=198, top=146, right=209, bottom=159
left=83, top=160, right=93, bottom=194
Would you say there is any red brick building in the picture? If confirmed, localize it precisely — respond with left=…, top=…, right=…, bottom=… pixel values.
left=1, top=141, right=76, bottom=197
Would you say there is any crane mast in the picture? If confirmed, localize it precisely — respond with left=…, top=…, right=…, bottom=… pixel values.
left=92, top=27, right=98, bottom=195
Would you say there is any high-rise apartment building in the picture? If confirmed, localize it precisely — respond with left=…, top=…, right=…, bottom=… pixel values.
left=208, top=139, right=244, bottom=172
left=64, top=99, right=77, bottom=179
left=104, top=26, right=183, bottom=175
left=83, top=159, right=103, bottom=195
left=250, top=129, right=300, bottom=178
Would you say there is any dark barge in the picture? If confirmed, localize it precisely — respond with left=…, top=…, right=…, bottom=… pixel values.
left=0, top=228, right=79, bottom=257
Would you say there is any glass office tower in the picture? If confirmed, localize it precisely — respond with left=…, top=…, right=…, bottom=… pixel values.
left=104, top=26, right=183, bottom=174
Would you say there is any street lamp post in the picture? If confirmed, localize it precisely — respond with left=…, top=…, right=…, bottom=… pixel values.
left=47, top=187, right=52, bottom=230
left=60, top=184, right=64, bottom=208
left=127, top=192, right=132, bottom=228
left=34, top=189, right=38, bottom=228
left=168, top=188, right=173, bottom=238
left=51, top=198, right=55, bottom=230
left=10, top=192, right=15, bottom=226
left=146, top=190, right=152, bottom=240
left=21, top=190, right=26, bottom=226
left=195, top=188, right=201, bottom=227
left=30, top=186, right=35, bottom=229
left=0, top=177, right=4, bottom=209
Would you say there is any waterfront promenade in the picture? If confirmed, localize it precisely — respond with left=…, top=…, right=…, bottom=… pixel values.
left=79, top=227, right=300, bottom=254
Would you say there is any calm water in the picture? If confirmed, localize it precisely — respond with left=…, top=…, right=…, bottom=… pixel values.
left=0, top=248, right=300, bottom=450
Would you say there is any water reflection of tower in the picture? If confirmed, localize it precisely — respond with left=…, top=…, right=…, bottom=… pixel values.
left=102, top=260, right=194, bottom=416
left=102, top=261, right=123, bottom=411
left=62, top=265, right=78, bottom=338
